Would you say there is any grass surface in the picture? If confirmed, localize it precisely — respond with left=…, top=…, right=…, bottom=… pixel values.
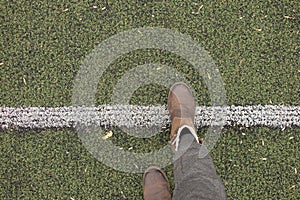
left=1, top=0, right=299, bottom=199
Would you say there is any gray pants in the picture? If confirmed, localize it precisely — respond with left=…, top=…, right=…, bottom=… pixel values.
left=172, top=128, right=227, bottom=200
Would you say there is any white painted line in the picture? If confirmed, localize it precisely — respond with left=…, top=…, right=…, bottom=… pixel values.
left=0, top=105, right=299, bottom=130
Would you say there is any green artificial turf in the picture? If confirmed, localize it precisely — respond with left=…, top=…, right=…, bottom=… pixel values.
left=0, top=0, right=299, bottom=199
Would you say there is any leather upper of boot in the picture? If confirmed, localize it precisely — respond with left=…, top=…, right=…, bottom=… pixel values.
left=167, top=82, right=196, bottom=121
left=143, top=167, right=171, bottom=200
left=167, top=82, right=196, bottom=142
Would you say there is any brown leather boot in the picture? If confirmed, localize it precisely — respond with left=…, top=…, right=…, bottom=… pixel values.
left=143, top=166, right=171, bottom=200
left=167, top=82, right=199, bottom=151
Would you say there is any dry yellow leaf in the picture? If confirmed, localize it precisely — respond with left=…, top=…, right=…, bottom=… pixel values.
left=102, top=130, right=113, bottom=140
left=23, top=77, right=27, bottom=85
left=288, top=185, right=296, bottom=190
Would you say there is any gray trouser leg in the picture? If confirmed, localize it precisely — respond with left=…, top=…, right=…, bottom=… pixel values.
left=172, top=127, right=227, bottom=200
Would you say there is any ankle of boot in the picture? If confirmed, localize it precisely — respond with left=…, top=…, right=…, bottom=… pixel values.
left=171, top=123, right=199, bottom=151
left=170, top=117, right=195, bottom=133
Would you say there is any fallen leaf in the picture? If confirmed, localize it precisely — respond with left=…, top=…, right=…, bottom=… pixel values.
left=102, top=130, right=113, bottom=140
left=284, top=16, right=295, bottom=19
left=156, top=66, right=165, bottom=70
left=288, top=185, right=296, bottom=190
left=207, top=72, right=211, bottom=79
left=23, top=77, right=27, bottom=85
